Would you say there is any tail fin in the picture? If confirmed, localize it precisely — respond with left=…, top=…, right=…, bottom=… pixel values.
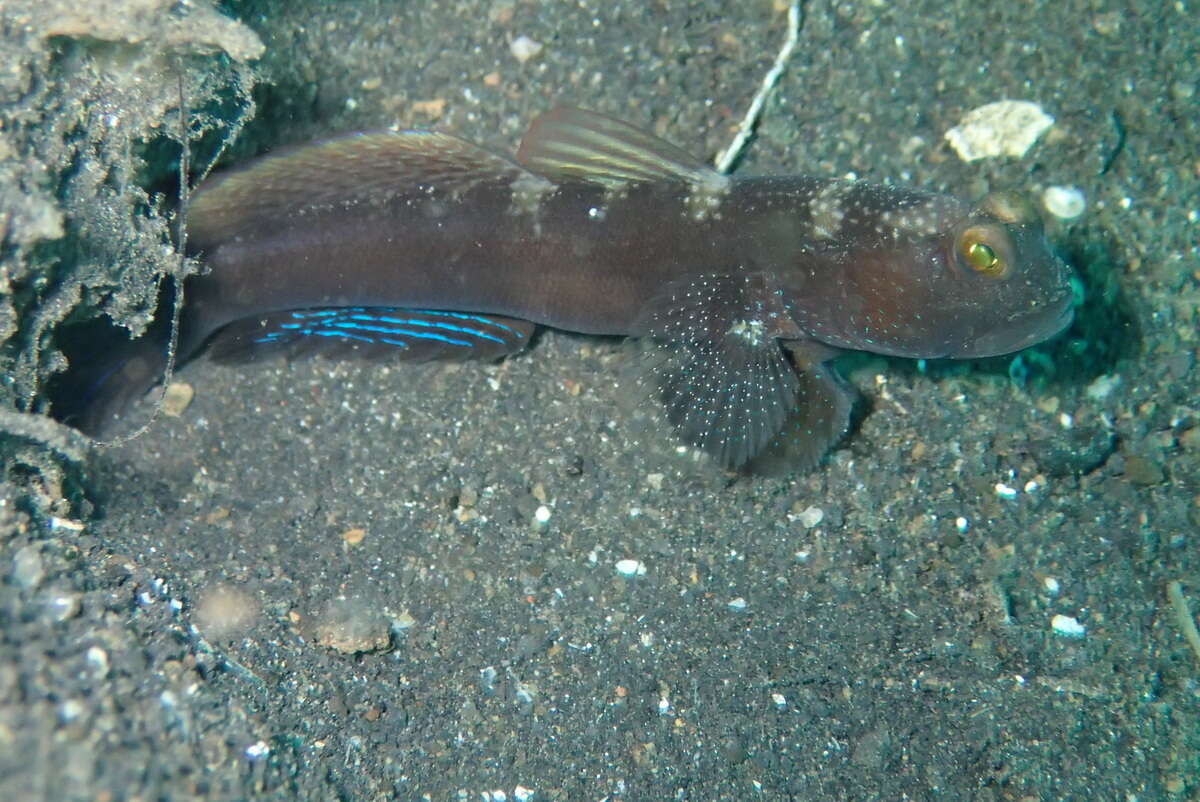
left=46, top=304, right=173, bottom=437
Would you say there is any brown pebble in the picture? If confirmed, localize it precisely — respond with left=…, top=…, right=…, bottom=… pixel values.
left=1124, top=455, right=1164, bottom=486
left=162, top=382, right=194, bottom=417
left=194, top=585, right=258, bottom=639
left=411, top=98, right=446, bottom=119
left=342, top=527, right=366, bottom=545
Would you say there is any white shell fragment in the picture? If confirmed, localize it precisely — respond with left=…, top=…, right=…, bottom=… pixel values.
left=615, top=559, right=646, bottom=577
left=1051, top=614, right=1086, bottom=638
left=510, top=35, right=543, bottom=64
left=796, top=506, right=824, bottom=528
left=1042, top=185, right=1086, bottom=219
left=944, top=100, right=1054, bottom=162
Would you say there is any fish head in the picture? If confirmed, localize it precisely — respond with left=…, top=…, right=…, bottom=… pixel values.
left=789, top=189, right=1075, bottom=360
left=930, top=191, right=1075, bottom=358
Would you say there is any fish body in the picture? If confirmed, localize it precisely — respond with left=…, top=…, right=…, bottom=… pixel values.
left=52, top=107, right=1074, bottom=469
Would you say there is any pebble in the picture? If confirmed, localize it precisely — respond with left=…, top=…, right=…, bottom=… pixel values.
left=11, top=545, right=44, bottom=590
left=615, top=559, right=646, bottom=577
left=194, top=584, right=258, bottom=639
left=1042, top=185, right=1086, bottom=219
left=161, top=382, right=194, bottom=417
left=314, top=598, right=392, bottom=654
left=510, top=35, right=542, bottom=64
left=796, top=505, right=824, bottom=528
left=1051, top=613, right=1086, bottom=638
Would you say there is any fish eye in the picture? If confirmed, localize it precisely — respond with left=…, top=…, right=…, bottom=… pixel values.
left=957, top=225, right=1011, bottom=278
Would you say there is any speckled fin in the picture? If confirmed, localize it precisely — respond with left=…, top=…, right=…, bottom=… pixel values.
left=745, top=343, right=856, bottom=474
left=208, top=307, right=534, bottom=363
left=188, top=131, right=527, bottom=246
left=516, top=106, right=728, bottom=190
left=640, top=273, right=808, bottom=469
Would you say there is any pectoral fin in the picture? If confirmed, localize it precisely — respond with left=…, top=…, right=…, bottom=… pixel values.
left=640, top=273, right=806, bottom=469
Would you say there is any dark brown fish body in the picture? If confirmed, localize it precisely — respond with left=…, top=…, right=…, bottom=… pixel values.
left=55, top=108, right=1075, bottom=469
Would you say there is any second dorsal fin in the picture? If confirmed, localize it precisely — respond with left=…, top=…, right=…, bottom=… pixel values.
left=516, top=107, right=730, bottom=192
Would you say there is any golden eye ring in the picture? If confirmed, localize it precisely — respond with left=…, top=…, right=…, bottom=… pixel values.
left=957, top=225, right=1012, bottom=278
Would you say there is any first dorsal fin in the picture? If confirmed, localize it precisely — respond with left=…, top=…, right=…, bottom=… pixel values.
left=189, top=130, right=527, bottom=247
left=516, top=107, right=730, bottom=191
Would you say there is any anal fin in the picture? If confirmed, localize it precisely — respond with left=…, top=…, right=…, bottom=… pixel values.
left=745, top=348, right=857, bottom=474
left=209, top=307, right=534, bottom=363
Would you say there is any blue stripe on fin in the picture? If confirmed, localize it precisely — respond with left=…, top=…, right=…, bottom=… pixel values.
left=209, top=306, right=536, bottom=364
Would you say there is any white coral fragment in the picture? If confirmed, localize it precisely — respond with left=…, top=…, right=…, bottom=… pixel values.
left=944, top=100, right=1054, bottom=162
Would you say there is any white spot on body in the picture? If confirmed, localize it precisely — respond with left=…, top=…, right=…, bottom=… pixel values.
left=809, top=181, right=848, bottom=239
left=728, top=318, right=767, bottom=347
left=685, top=171, right=732, bottom=221
left=508, top=172, right=557, bottom=237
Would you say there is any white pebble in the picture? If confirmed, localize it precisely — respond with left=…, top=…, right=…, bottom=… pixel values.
left=245, top=741, right=271, bottom=761
left=1042, top=185, right=1086, bottom=219
left=727, top=597, right=748, bottom=611
left=510, top=35, right=543, bottom=64
left=797, top=506, right=824, bottom=528
left=944, top=100, right=1054, bottom=162
left=955, top=516, right=970, bottom=533
left=1043, top=577, right=1061, bottom=595
left=86, top=646, right=109, bottom=678
left=994, top=483, right=1019, bottom=500
left=1086, top=374, right=1120, bottom=400
left=1051, top=614, right=1086, bottom=638
left=615, top=559, right=646, bottom=577
left=11, top=545, right=44, bottom=590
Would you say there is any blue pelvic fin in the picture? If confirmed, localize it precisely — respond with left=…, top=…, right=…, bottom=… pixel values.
left=208, top=307, right=535, bottom=363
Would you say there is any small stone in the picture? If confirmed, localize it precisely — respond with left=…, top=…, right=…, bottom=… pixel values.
left=43, top=590, right=82, bottom=621
left=1042, top=186, right=1086, bottom=220
left=1085, top=374, right=1120, bottom=400
left=161, top=382, right=194, bottom=417
left=314, top=598, right=391, bottom=654
left=615, top=559, right=646, bottom=577
left=86, top=646, right=110, bottom=679
left=11, top=545, right=44, bottom=590
left=194, top=585, right=258, bottom=640
left=411, top=98, right=447, bottom=119
left=1051, top=614, right=1086, bottom=638
left=1123, top=455, right=1164, bottom=486
left=510, top=35, right=543, bottom=64
left=341, top=527, right=366, bottom=546
left=797, top=506, right=824, bottom=528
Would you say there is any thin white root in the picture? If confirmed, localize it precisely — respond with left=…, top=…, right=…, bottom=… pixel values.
left=714, top=0, right=804, bottom=174
left=1167, top=580, right=1200, bottom=669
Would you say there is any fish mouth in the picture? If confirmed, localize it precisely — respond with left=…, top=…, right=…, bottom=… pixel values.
left=962, top=297, right=1075, bottom=359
